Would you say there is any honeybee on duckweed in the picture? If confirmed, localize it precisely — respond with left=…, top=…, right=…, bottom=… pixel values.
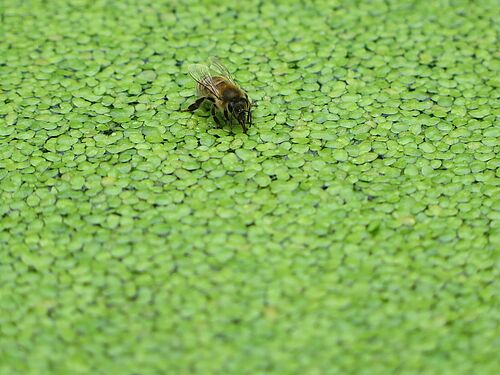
left=182, top=58, right=253, bottom=134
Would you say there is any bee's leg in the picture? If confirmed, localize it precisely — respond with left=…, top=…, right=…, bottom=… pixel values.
left=247, top=109, right=252, bottom=127
left=223, top=108, right=232, bottom=125
left=181, top=97, right=206, bottom=112
left=211, top=105, right=222, bottom=128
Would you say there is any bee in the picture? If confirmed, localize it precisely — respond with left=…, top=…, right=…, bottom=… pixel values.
left=182, top=58, right=252, bottom=134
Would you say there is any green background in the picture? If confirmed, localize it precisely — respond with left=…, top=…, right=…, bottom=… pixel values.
left=1, top=0, right=499, bottom=374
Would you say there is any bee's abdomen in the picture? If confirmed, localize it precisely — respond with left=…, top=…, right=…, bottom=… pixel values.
left=196, top=76, right=218, bottom=96
left=197, top=76, right=236, bottom=100
left=196, top=80, right=212, bottom=97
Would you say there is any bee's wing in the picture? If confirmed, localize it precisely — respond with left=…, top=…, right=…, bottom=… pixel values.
left=208, top=57, right=236, bottom=84
left=188, top=63, right=221, bottom=99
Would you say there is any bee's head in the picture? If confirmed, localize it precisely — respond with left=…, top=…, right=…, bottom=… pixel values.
left=228, top=99, right=250, bottom=129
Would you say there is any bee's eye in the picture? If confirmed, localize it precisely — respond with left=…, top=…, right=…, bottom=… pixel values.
left=233, top=101, right=245, bottom=114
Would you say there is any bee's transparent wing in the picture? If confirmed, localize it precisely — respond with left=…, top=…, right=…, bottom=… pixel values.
left=188, top=63, right=221, bottom=99
left=209, top=57, right=236, bottom=83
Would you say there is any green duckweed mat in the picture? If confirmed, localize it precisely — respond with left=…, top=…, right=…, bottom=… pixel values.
left=1, top=0, right=499, bottom=374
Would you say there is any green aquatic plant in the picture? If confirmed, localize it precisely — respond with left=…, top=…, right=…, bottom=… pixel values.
left=0, top=0, right=499, bottom=374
